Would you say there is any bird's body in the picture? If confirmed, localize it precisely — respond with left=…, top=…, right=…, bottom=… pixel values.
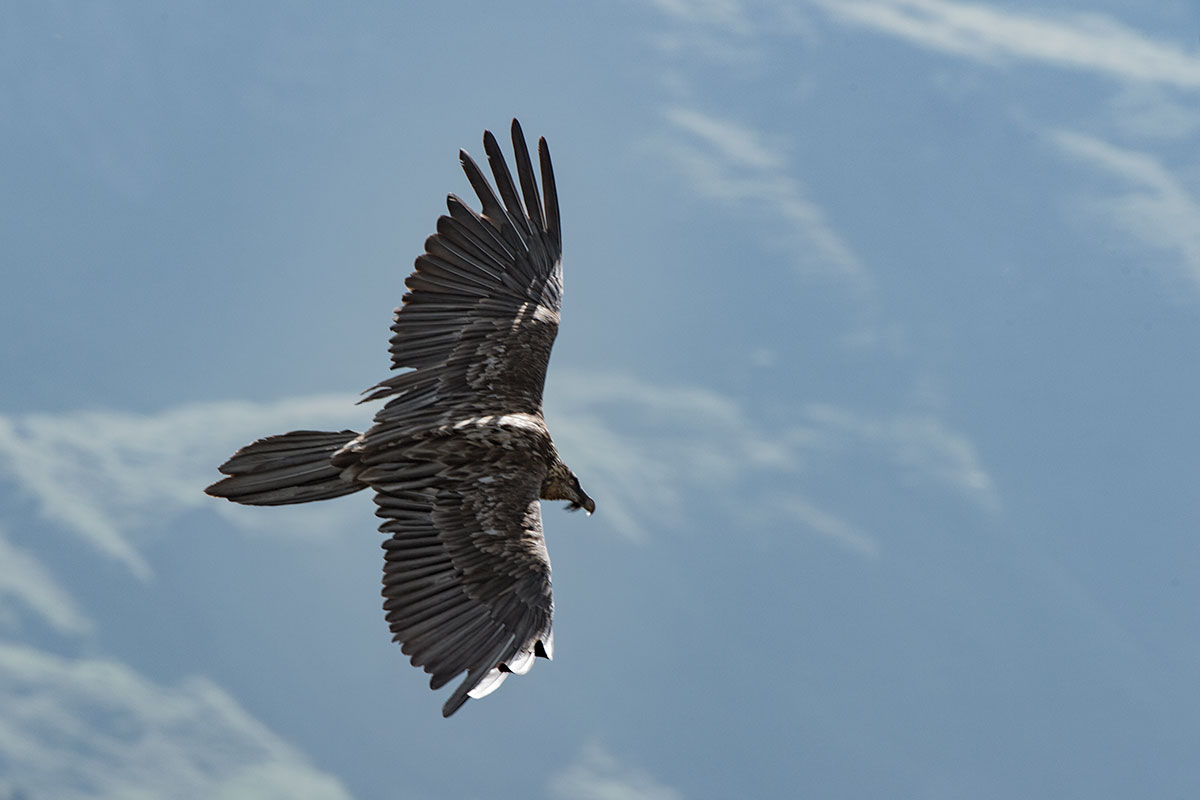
left=206, top=121, right=591, bottom=717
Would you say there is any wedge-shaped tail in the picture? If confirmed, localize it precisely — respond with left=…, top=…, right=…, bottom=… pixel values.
left=206, top=430, right=365, bottom=506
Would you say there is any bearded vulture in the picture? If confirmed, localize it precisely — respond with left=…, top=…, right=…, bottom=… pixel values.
left=206, top=120, right=592, bottom=717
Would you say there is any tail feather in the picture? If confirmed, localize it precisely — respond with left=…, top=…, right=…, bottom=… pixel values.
left=206, top=430, right=365, bottom=506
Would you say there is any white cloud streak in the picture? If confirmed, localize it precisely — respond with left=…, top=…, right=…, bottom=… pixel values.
left=0, top=373, right=996, bottom=567
left=1109, top=85, right=1200, bottom=141
left=550, top=371, right=997, bottom=555
left=0, top=525, right=90, bottom=636
left=0, top=395, right=365, bottom=579
left=650, top=0, right=753, bottom=35
left=659, top=106, right=869, bottom=288
left=795, top=402, right=999, bottom=511
left=548, top=742, right=682, bottom=800
left=1050, top=129, right=1200, bottom=290
left=549, top=371, right=795, bottom=543
left=0, top=642, right=353, bottom=800
left=779, top=496, right=881, bottom=557
left=812, top=0, right=1200, bottom=90
left=644, top=0, right=771, bottom=67
left=665, top=106, right=782, bottom=169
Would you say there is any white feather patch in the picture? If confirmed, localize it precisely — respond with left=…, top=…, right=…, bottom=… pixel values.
left=506, top=647, right=536, bottom=675
left=467, top=668, right=509, bottom=699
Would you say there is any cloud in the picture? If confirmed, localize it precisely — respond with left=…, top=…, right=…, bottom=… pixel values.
left=812, top=0, right=1200, bottom=90
left=0, top=525, right=90, bottom=637
left=1050, top=129, right=1200, bottom=291
left=547, top=742, right=682, bottom=800
left=0, top=373, right=995, bottom=566
left=646, top=0, right=818, bottom=48
left=794, top=402, right=999, bottom=511
left=549, top=371, right=997, bottom=555
left=0, top=395, right=365, bottom=579
left=644, top=0, right=776, bottom=67
left=659, top=106, right=869, bottom=287
left=0, top=642, right=353, bottom=800
left=665, top=106, right=782, bottom=169
left=649, top=0, right=753, bottom=35
left=778, top=496, right=881, bottom=557
left=1108, top=85, right=1200, bottom=141
left=548, top=370, right=794, bottom=542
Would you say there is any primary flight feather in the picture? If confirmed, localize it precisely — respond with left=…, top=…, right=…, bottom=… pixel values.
left=206, top=120, right=592, bottom=717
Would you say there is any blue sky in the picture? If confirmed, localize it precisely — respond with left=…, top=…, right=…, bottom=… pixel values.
left=2, top=1, right=1199, bottom=797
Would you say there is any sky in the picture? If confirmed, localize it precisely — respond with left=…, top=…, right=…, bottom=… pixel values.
left=2, top=0, right=1199, bottom=797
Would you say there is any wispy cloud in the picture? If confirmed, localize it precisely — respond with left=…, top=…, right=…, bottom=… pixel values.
left=550, top=371, right=997, bottom=555
left=0, top=395, right=364, bottom=579
left=660, top=106, right=869, bottom=287
left=812, top=0, right=1200, bottom=90
left=1050, top=129, right=1200, bottom=291
left=548, top=742, right=682, bottom=800
left=665, top=106, right=782, bottom=169
left=0, top=373, right=995, bottom=567
left=549, top=370, right=795, bottom=543
left=794, top=402, right=999, bottom=511
left=644, top=0, right=771, bottom=67
left=650, top=0, right=753, bottom=35
left=778, top=496, right=881, bottom=557
left=1109, top=85, right=1200, bottom=141
left=0, top=642, right=353, bottom=800
left=0, top=525, right=90, bottom=636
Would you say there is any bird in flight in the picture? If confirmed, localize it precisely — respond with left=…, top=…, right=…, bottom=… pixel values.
left=206, top=120, right=592, bottom=717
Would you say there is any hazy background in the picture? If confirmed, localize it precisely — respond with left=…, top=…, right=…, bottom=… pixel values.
left=2, top=1, right=1198, bottom=798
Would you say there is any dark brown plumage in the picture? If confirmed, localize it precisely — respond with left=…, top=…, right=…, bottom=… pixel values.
left=206, top=120, right=592, bottom=717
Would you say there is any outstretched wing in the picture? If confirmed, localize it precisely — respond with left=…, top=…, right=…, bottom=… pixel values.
left=359, top=119, right=563, bottom=448
left=358, top=428, right=554, bottom=717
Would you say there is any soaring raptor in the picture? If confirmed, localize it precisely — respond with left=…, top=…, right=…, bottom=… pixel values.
left=206, top=120, right=592, bottom=717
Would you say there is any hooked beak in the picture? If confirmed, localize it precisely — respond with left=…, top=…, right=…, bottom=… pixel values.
left=566, top=491, right=595, bottom=516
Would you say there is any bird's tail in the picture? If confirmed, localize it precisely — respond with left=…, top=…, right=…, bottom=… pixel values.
left=206, top=430, right=366, bottom=506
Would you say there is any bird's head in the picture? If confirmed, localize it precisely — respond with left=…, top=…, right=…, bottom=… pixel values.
left=564, top=473, right=595, bottom=516
left=542, top=463, right=595, bottom=516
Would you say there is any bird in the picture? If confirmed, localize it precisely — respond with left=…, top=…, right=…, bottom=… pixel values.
left=206, top=119, right=593, bottom=717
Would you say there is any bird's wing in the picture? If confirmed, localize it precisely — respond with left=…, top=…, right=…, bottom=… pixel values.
left=357, top=428, right=554, bottom=717
left=360, top=119, right=563, bottom=445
